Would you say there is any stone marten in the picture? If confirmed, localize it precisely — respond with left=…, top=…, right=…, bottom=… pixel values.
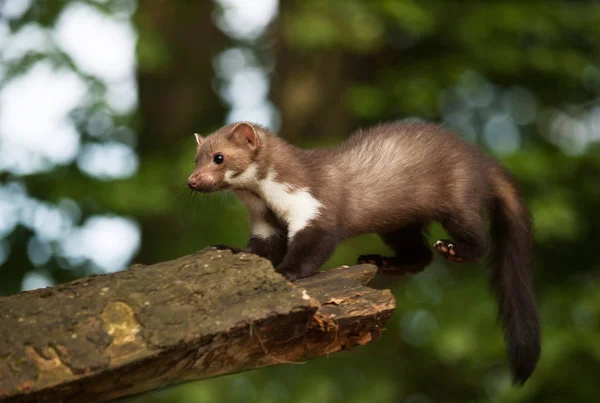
left=187, top=120, right=540, bottom=385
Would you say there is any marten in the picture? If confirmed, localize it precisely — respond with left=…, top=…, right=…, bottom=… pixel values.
left=187, top=120, right=540, bottom=386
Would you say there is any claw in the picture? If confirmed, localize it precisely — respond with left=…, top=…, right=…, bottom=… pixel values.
left=357, top=254, right=389, bottom=268
left=434, top=240, right=462, bottom=262
left=447, top=243, right=455, bottom=256
left=213, top=244, right=243, bottom=254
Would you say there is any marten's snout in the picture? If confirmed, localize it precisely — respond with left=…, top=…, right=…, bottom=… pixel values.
left=188, top=172, right=218, bottom=192
left=187, top=177, right=198, bottom=190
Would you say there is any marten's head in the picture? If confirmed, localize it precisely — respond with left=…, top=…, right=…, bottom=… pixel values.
left=188, top=122, right=262, bottom=193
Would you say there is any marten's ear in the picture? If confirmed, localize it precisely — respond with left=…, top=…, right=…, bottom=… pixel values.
left=229, top=122, right=260, bottom=151
left=194, top=133, right=203, bottom=145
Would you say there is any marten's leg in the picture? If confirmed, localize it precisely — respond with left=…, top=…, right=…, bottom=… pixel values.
left=247, top=235, right=287, bottom=266
left=243, top=205, right=288, bottom=266
left=434, top=210, right=488, bottom=263
left=213, top=235, right=286, bottom=267
left=228, top=192, right=289, bottom=266
left=278, top=226, right=338, bottom=281
left=358, top=223, right=432, bottom=275
left=214, top=210, right=287, bottom=265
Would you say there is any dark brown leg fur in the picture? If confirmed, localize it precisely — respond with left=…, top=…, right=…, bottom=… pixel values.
left=434, top=210, right=488, bottom=263
left=247, top=236, right=287, bottom=267
left=358, top=223, right=433, bottom=275
left=214, top=235, right=287, bottom=267
left=278, top=226, right=338, bottom=281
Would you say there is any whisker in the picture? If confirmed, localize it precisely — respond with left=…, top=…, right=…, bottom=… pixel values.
left=192, top=191, right=199, bottom=223
left=161, top=185, right=188, bottom=204
left=181, top=189, right=194, bottom=222
left=167, top=186, right=194, bottom=226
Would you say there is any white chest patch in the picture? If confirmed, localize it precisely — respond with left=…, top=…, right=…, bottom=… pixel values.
left=258, top=170, right=323, bottom=238
left=234, top=190, right=278, bottom=239
left=230, top=166, right=323, bottom=239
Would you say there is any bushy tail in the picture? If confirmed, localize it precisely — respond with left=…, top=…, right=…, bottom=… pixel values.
left=489, top=167, right=540, bottom=385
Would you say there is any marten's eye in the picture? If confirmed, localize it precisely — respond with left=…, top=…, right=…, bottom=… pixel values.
left=213, top=153, right=224, bottom=164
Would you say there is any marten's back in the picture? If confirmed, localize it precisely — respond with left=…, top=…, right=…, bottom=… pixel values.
left=326, top=121, right=495, bottom=237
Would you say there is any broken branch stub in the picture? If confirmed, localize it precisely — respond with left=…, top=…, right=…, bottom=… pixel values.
left=0, top=249, right=395, bottom=403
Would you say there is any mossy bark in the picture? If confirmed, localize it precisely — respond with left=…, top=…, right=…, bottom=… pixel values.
left=0, top=249, right=395, bottom=403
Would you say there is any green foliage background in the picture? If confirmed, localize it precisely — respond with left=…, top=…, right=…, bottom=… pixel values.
left=1, top=1, right=600, bottom=402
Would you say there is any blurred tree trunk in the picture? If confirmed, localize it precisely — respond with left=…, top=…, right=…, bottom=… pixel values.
left=134, top=0, right=228, bottom=152
left=132, top=0, right=229, bottom=265
left=273, top=1, right=352, bottom=142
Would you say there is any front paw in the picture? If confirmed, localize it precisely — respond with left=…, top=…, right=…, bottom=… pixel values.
left=357, top=254, right=391, bottom=268
left=213, top=244, right=243, bottom=254
left=278, top=266, right=317, bottom=282
left=282, top=271, right=299, bottom=282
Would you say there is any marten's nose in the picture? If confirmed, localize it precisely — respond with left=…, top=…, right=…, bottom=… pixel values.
left=187, top=177, right=198, bottom=190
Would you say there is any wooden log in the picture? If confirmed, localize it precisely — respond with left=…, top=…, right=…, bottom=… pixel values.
left=0, top=248, right=395, bottom=403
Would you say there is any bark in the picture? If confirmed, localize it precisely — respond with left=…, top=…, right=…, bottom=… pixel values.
left=0, top=249, right=395, bottom=403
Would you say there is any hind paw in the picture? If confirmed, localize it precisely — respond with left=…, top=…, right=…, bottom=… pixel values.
left=433, top=240, right=463, bottom=262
